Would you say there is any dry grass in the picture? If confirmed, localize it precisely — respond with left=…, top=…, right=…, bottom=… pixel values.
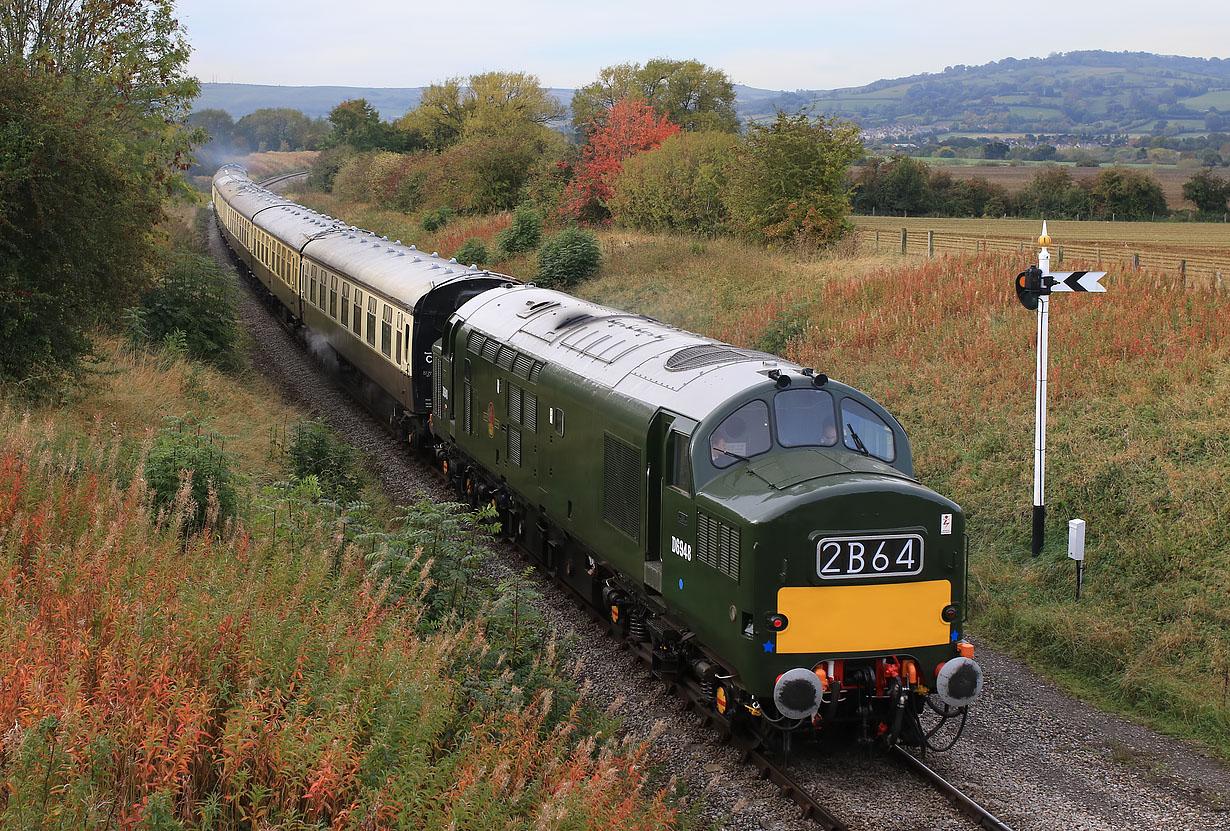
left=72, top=336, right=298, bottom=477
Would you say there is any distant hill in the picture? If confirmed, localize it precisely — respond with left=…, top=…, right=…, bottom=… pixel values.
left=198, top=51, right=1230, bottom=137
left=195, top=83, right=575, bottom=122
left=739, top=51, right=1230, bottom=136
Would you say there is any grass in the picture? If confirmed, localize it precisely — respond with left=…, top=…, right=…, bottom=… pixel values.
left=0, top=338, right=686, bottom=828
left=257, top=191, right=1230, bottom=761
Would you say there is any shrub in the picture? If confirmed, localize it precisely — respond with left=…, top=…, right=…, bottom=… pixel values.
left=144, top=413, right=240, bottom=534
left=310, top=144, right=358, bottom=192
left=282, top=418, right=363, bottom=503
left=454, top=237, right=490, bottom=267
left=127, top=249, right=240, bottom=369
left=421, top=206, right=453, bottom=232
left=536, top=227, right=601, bottom=289
left=496, top=202, right=543, bottom=256
left=610, top=131, right=736, bottom=235
left=726, top=111, right=862, bottom=247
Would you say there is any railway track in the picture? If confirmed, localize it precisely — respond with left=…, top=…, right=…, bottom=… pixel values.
left=255, top=170, right=310, bottom=189
left=211, top=196, right=1016, bottom=831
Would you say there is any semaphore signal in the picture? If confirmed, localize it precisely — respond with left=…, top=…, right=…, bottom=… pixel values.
left=1015, top=222, right=1109, bottom=557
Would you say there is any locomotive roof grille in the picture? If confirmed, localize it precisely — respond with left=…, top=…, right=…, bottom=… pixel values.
left=665, top=344, right=770, bottom=372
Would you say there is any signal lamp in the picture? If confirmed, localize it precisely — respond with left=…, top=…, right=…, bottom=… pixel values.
left=941, top=604, right=958, bottom=623
left=767, top=613, right=789, bottom=631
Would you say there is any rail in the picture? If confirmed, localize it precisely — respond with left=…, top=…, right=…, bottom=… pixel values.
left=890, top=746, right=1016, bottom=831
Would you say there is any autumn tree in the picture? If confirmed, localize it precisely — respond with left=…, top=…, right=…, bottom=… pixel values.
left=560, top=100, right=681, bottom=224
left=571, top=59, right=738, bottom=137
left=0, top=0, right=200, bottom=383
left=725, top=111, right=862, bottom=247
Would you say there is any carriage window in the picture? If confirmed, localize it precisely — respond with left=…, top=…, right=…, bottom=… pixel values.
left=381, top=306, right=393, bottom=357
left=366, top=298, right=377, bottom=346
left=775, top=389, right=837, bottom=448
left=709, top=401, right=771, bottom=469
left=329, top=276, right=338, bottom=318
left=309, top=268, right=317, bottom=306
left=667, top=430, right=693, bottom=495
left=341, top=283, right=350, bottom=326
left=352, top=290, right=363, bottom=336
left=840, top=398, right=896, bottom=462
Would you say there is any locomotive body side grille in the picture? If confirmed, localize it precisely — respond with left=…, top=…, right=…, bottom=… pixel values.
left=698, top=512, right=740, bottom=582
left=508, top=427, right=521, bottom=466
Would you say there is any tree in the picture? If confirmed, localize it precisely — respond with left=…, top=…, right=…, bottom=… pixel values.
left=851, top=156, right=931, bottom=216
left=463, top=71, right=566, bottom=137
left=395, top=72, right=564, bottom=151
left=725, top=111, right=863, bottom=247
left=1089, top=168, right=1167, bottom=219
left=234, top=108, right=324, bottom=151
left=1181, top=169, right=1229, bottom=214
left=0, top=1, right=199, bottom=383
left=326, top=98, right=397, bottom=151
left=571, top=59, right=738, bottom=137
left=397, top=78, right=467, bottom=150
left=560, top=99, right=680, bottom=224
left=188, top=108, right=235, bottom=146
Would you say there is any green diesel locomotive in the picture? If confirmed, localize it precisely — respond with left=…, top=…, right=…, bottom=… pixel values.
left=212, top=164, right=982, bottom=748
left=434, top=285, right=982, bottom=745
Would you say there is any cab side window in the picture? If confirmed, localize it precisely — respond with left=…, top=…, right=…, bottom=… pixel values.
left=667, top=431, right=693, bottom=495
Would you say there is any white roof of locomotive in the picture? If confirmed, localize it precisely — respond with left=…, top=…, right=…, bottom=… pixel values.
left=454, top=284, right=813, bottom=423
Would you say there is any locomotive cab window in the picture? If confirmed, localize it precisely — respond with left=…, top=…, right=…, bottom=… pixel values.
left=841, top=398, right=895, bottom=462
left=775, top=389, right=837, bottom=448
left=667, top=430, right=693, bottom=495
left=709, top=401, right=771, bottom=469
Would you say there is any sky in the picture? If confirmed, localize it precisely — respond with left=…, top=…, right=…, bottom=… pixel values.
left=177, top=0, right=1230, bottom=91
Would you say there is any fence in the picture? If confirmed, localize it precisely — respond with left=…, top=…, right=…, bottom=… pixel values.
left=856, top=227, right=1230, bottom=288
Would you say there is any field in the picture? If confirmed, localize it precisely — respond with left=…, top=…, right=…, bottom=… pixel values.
left=910, top=162, right=1200, bottom=209
left=852, top=215, right=1230, bottom=282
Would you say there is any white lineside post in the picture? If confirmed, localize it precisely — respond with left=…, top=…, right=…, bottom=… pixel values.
left=1032, top=223, right=1052, bottom=557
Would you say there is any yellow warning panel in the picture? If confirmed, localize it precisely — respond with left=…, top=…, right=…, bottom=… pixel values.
left=776, top=581, right=952, bottom=654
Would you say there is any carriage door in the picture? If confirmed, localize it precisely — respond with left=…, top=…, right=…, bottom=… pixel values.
left=395, top=311, right=409, bottom=402
left=647, top=413, right=697, bottom=595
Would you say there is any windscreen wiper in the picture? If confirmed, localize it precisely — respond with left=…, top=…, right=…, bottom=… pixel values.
left=846, top=425, right=870, bottom=456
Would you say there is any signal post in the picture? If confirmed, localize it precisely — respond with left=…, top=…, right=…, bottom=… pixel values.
left=1015, top=223, right=1107, bottom=557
